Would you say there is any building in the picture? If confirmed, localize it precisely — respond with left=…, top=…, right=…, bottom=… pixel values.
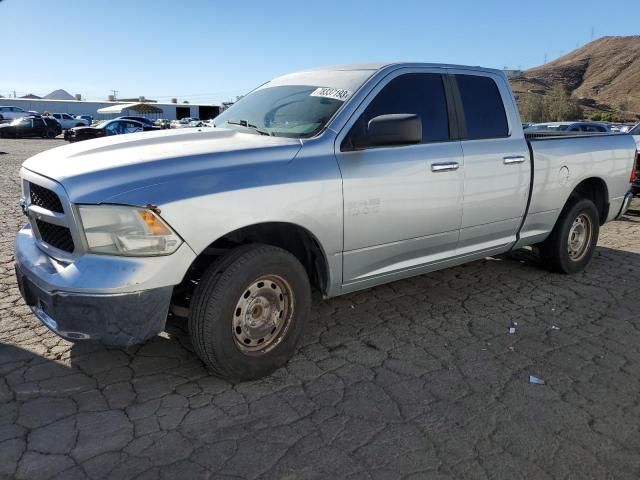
left=0, top=97, right=220, bottom=121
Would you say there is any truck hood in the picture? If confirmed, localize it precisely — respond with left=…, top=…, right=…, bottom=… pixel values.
left=22, top=127, right=303, bottom=204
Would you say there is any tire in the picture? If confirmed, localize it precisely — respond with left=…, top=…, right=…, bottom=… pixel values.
left=44, top=129, right=56, bottom=139
left=189, top=244, right=311, bottom=380
left=539, top=197, right=599, bottom=274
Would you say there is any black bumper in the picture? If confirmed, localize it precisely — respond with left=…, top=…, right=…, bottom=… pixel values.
left=15, top=264, right=172, bottom=346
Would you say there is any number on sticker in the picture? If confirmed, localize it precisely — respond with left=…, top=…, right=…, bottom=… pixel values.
left=310, top=87, right=352, bottom=102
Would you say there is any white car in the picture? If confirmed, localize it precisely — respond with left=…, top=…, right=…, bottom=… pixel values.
left=50, top=113, right=89, bottom=129
left=0, top=106, right=32, bottom=121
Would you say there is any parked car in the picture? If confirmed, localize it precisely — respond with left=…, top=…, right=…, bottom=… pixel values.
left=171, top=117, right=199, bottom=128
left=14, top=63, right=638, bottom=380
left=525, top=122, right=612, bottom=133
left=0, top=106, right=31, bottom=121
left=50, top=113, right=89, bottom=129
left=116, top=116, right=157, bottom=128
left=154, top=118, right=171, bottom=129
left=75, top=115, right=93, bottom=125
left=0, top=116, right=60, bottom=138
left=64, top=118, right=149, bottom=142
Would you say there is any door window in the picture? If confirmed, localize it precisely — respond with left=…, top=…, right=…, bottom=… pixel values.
left=455, top=74, right=509, bottom=139
left=124, top=122, right=142, bottom=132
left=33, top=118, right=45, bottom=127
left=105, top=122, right=120, bottom=135
left=344, top=73, right=450, bottom=149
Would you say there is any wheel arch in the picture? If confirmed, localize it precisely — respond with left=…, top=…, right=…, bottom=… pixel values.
left=567, top=176, right=609, bottom=225
left=183, top=221, right=331, bottom=296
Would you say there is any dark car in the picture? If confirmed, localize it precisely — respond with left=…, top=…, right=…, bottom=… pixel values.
left=64, top=119, right=151, bottom=142
left=0, top=116, right=61, bottom=138
left=116, top=116, right=157, bottom=128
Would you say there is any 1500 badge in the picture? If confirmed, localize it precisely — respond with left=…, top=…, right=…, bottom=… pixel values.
left=347, top=198, right=381, bottom=216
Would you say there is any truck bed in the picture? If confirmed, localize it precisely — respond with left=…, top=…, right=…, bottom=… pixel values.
left=514, top=133, right=637, bottom=248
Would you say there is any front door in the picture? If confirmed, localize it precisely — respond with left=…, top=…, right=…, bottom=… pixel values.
left=15, top=118, right=32, bottom=137
left=335, top=70, right=464, bottom=288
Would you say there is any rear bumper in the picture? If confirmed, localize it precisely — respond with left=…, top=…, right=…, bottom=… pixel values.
left=615, top=191, right=634, bottom=219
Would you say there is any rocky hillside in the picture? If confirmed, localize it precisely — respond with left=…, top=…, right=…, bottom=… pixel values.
left=510, top=36, right=640, bottom=120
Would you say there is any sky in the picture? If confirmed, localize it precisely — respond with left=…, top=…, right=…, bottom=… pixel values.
left=1, top=0, right=638, bottom=105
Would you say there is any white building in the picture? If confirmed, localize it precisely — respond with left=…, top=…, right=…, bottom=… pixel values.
left=0, top=97, right=220, bottom=121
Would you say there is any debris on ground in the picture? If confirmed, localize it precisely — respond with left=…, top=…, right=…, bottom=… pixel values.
left=508, top=321, right=518, bottom=334
left=551, top=325, right=560, bottom=330
left=529, top=375, right=545, bottom=385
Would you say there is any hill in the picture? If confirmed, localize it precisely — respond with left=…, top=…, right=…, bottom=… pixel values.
left=510, top=36, right=640, bottom=121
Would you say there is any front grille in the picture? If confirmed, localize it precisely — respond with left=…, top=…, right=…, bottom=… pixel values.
left=35, top=220, right=75, bottom=253
left=29, top=183, right=63, bottom=213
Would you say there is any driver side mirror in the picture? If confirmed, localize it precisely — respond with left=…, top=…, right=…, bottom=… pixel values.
left=367, top=114, right=422, bottom=147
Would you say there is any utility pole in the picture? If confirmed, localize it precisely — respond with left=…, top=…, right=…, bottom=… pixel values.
left=110, top=89, right=118, bottom=101
left=590, top=27, right=595, bottom=42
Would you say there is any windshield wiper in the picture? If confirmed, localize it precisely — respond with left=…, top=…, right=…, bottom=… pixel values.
left=225, top=119, right=272, bottom=136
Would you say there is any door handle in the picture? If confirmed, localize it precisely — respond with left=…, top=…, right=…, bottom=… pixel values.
left=503, top=155, right=526, bottom=165
left=431, top=162, right=459, bottom=172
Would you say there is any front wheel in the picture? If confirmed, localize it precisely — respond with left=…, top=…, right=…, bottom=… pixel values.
left=539, top=198, right=600, bottom=274
left=189, top=244, right=311, bottom=380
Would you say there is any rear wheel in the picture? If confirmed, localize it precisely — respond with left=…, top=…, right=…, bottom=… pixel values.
left=189, top=244, right=311, bottom=380
left=539, top=198, right=599, bottom=273
left=44, top=129, right=56, bottom=139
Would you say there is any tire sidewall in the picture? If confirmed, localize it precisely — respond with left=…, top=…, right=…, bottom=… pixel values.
left=555, top=199, right=599, bottom=273
left=200, top=248, right=310, bottom=380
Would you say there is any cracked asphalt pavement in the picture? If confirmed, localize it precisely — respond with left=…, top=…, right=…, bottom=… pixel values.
left=1, top=138, right=640, bottom=479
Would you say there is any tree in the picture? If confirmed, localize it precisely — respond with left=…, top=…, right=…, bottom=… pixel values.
left=545, top=85, right=582, bottom=121
left=519, top=93, right=547, bottom=122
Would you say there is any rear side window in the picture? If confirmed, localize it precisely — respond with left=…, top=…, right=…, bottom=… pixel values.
left=455, top=74, right=509, bottom=140
left=347, top=73, right=450, bottom=148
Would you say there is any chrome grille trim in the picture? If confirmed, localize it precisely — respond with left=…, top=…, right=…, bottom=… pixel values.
left=20, top=168, right=84, bottom=260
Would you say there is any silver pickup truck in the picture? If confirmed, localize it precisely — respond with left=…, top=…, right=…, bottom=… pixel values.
left=15, top=63, right=638, bottom=380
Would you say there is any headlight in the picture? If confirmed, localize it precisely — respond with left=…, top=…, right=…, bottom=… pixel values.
left=78, top=205, right=182, bottom=256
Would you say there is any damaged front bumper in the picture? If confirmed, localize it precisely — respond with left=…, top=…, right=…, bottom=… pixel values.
left=15, top=224, right=196, bottom=346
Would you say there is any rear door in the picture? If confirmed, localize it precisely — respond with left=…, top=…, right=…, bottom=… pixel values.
left=450, top=72, right=531, bottom=255
left=335, top=69, right=464, bottom=286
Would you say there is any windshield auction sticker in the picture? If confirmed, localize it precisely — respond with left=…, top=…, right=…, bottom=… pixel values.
left=310, top=87, right=352, bottom=101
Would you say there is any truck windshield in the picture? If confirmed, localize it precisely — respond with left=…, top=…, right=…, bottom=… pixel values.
left=213, top=85, right=348, bottom=138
